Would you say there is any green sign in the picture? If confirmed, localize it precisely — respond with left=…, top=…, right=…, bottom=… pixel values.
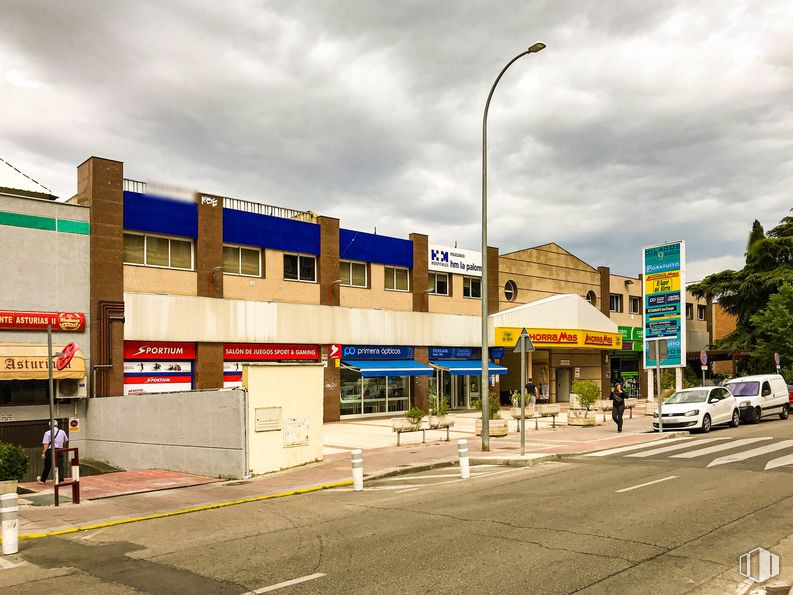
left=632, top=327, right=644, bottom=341
left=618, top=326, right=631, bottom=341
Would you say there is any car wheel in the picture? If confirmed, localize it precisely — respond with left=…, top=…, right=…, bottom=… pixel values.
left=751, top=407, right=762, bottom=424
left=780, top=404, right=790, bottom=420
left=701, top=413, right=712, bottom=433
left=730, top=409, right=740, bottom=427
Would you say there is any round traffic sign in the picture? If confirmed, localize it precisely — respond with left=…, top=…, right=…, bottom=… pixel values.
left=774, top=352, right=780, bottom=366
left=699, top=350, right=708, bottom=366
left=56, top=342, right=80, bottom=371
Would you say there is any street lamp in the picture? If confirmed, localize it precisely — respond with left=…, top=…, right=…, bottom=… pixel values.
left=480, top=43, right=545, bottom=451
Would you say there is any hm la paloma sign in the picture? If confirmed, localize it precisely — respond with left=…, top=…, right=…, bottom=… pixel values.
left=428, top=244, right=482, bottom=278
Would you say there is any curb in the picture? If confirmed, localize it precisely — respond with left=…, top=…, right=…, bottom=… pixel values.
left=3, top=479, right=352, bottom=544
left=469, top=454, right=562, bottom=467
left=364, top=460, right=458, bottom=480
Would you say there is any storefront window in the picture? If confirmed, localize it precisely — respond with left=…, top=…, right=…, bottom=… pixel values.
left=363, top=377, right=387, bottom=414
left=0, top=380, right=49, bottom=405
left=388, top=376, right=410, bottom=412
left=340, top=367, right=362, bottom=415
left=340, top=368, right=413, bottom=416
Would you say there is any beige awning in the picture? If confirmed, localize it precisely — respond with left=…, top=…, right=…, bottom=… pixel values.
left=0, top=343, right=86, bottom=381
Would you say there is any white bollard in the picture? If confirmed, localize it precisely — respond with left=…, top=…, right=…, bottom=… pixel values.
left=1, top=492, right=19, bottom=555
left=457, top=439, right=470, bottom=479
left=351, top=449, right=364, bottom=492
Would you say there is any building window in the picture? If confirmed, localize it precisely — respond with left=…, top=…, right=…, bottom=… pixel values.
left=284, top=253, right=316, bottom=282
left=340, top=260, right=367, bottom=288
left=629, top=296, right=641, bottom=315
left=585, top=291, right=597, bottom=306
left=504, top=280, right=517, bottom=302
left=429, top=272, right=449, bottom=296
left=697, top=304, right=706, bottom=321
left=385, top=266, right=409, bottom=291
left=123, top=232, right=194, bottom=270
left=223, top=244, right=261, bottom=277
left=609, top=293, right=623, bottom=313
left=463, top=277, right=482, bottom=299
left=686, top=303, right=694, bottom=320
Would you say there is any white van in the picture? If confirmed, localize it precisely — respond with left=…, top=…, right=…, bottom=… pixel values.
left=724, top=374, right=790, bottom=423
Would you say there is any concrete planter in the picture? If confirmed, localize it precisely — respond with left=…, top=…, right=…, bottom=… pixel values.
left=511, top=406, right=535, bottom=419
left=567, top=409, right=598, bottom=426
left=475, top=418, right=509, bottom=437
left=391, top=418, right=420, bottom=431
left=538, top=404, right=561, bottom=416
left=428, top=415, right=440, bottom=428
left=0, top=480, right=18, bottom=494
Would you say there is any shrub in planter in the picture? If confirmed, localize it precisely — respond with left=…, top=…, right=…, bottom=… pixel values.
left=570, top=380, right=600, bottom=417
left=404, top=406, right=425, bottom=427
left=0, top=442, right=29, bottom=482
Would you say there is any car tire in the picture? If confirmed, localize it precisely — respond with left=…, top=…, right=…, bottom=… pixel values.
left=751, top=407, right=762, bottom=424
left=780, top=404, right=790, bottom=420
left=730, top=409, right=740, bottom=427
left=701, top=413, right=712, bottom=433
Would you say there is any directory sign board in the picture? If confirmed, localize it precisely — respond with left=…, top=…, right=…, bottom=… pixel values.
left=643, top=241, right=686, bottom=368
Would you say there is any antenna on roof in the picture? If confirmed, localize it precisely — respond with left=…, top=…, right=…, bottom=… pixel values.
left=374, top=226, right=377, bottom=235
left=454, top=241, right=458, bottom=248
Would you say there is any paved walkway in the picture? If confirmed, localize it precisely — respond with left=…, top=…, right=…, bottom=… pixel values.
left=9, top=408, right=677, bottom=539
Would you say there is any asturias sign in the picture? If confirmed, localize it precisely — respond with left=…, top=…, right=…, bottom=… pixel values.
left=123, top=341, right=197, bottom=360
left=0, top=310, right=86, bottom=332
left=428, top=244, right=482, bottom=278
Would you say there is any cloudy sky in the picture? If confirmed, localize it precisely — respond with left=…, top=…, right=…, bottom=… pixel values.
left=3, top=1, right=792, bottom=280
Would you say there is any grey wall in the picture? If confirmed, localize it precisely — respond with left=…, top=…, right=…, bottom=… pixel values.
left=83, top=389, right=246, bottom=479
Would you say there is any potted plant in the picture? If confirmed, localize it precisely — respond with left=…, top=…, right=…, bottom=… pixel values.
left=0, top=442, right=29, bottom=494
left=428, top=392, right=443, bottom=428
left=404, top=406, right=425, bottom=430
left=475, top=392, right=509, bottom=437
left=510, top=390, right=521, bottom=419
left=568, top=380, right=600, bottom=427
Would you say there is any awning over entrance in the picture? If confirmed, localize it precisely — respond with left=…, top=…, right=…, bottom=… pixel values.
left=342, top=359, right=434, bottom=378
left=0, top=343, right=86, bottom=381
left=430, top=360, right=508, bottom=376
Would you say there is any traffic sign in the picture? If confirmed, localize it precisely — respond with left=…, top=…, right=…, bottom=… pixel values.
left=513, top=328, right=535, bottom=353
left=774, top=352, right=780, bottom=367
left=699, top=350, right=708, bottom=366
left=69, top=417, right=80, bottom=433
left=56, top=342, right=80, bottom=371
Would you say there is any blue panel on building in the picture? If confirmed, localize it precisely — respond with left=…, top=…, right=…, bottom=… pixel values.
left=223, top=209, right=320, bottom=254
left=124, top=191, right=198, bottom=238
left=339, top=229, right=413, bottom=268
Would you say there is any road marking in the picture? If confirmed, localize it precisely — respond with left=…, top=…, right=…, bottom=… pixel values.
left=670, top=437, right=773, bottom=459
left=379, top=471, right=493, bottom=481
left=708, top=439, right=793, bottom=467
left=584, top=437, right=691, bottom=457
left=395, top=487, right=420, bottom=494
left=626, top=437, right=731, bottom=458
left=244, top=573, right=326, bottom=594
left=765, top=453, right=793, bottom=471
left=616, top=476, right=678, bottom=493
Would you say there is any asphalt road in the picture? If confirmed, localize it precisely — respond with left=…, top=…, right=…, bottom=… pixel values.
left=3, top=416, right=793, bottom=595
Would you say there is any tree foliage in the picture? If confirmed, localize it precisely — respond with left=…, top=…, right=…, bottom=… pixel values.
left=752, top=283, right=793, bottom=377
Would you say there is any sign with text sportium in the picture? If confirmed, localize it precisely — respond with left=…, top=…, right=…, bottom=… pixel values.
left=643, top=241, right=686, bottom=368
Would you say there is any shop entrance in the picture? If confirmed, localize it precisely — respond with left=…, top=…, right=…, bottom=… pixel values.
left=556, top=368, right=571, bottom=402
left=436, top=370, right=482, bottom=410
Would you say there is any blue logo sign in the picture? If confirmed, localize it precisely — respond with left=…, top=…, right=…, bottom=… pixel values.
left=431, top=249, right=449, bottom=263
left=342, top=345, right=414, bottom=360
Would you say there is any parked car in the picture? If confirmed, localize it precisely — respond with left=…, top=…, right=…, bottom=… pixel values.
left=653, top=386, right=739, bottom=433
left=723, top=374, right=790, bottom=423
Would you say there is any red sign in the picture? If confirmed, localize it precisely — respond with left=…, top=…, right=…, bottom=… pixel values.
left=0, top=311, right=86, bottom=332
left=56, top=342, right=80, bottom=371
left=329, top=344, right=342, bottom=360
left=774, top=352, right=781, bottom=366
left=700, top=350, right=708, bottom=366
left=223, top=343, right=319, bottom=361
left=124, top=341, right=197, bottom=360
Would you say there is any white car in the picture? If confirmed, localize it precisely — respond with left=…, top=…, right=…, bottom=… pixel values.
left=653, top=386, right=740, bottom=433
left=723, top=374, right=790, bottom=423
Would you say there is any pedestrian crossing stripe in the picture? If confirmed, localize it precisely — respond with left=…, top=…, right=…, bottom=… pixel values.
left=669, top=437, right=772, bottom=459
left=625, top=437, right=731, bottom=458
left=583, top=437, right=692, bottom=457
left=708, top=440, right=793, bottom=468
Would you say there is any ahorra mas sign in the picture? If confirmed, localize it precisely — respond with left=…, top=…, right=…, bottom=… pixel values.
left=495, top=328, right=622, bottom=350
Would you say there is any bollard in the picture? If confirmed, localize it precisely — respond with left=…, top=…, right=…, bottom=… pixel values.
left=457, top=439, right=470, bottom=479
left=351, top=449, right=364, bottom=492
left=1, top=492, right=19, bottom=555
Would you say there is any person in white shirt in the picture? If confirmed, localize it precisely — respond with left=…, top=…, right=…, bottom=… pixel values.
left=37, top=421, right=68, bottom=484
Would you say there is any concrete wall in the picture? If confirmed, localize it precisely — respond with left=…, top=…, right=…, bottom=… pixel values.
left=83, top=389, right=246, bottom=479
left=244, top=363, right=324, bottom=475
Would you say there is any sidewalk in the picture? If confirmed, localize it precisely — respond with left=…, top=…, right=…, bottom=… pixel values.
left=6, top=410, right=678, bottom=540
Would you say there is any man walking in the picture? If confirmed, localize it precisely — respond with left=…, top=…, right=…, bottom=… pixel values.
left=524, top=377, right=539, bottom=408
left=37, top=421, right=68, bottom=484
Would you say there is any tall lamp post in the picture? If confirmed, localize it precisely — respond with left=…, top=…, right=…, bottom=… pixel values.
left=481, top=43, right=545, bottom=451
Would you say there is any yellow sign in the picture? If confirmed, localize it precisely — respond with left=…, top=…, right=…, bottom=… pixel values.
left=495, top=328, right=622, bottom=350
left=645, top=271, right=680, bottom=295
left=0, top=343, right=86, bottom=381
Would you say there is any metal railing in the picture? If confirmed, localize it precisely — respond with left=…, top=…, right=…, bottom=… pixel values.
left=123, top=178, right=147, bottom=193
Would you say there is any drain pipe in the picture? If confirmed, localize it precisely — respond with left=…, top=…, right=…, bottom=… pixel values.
left=242, top=387, right=251, bottom=479
left=92, top=315, right=125, bottom=398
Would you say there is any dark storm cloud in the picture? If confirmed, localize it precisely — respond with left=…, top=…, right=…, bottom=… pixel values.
left=2, top=0, right=792, bottom=279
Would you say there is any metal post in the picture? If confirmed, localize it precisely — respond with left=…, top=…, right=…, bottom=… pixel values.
left=0, top=493, right=19, bottom=555
left=520, top=342, right=526, bottom=456
left=457, top=439, right=470, bottom=479
left=351, top=449, right=363, bottom=492
left=46, top=325, right=58, bottom=495
left=655, top=342, right=663, bottom=433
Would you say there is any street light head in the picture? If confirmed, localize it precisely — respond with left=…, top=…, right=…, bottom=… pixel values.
left=528, top=42, right=546, bottom=53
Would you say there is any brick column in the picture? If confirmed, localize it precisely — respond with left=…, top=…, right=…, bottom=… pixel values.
left=410, top=233, right=428, bottom=312
left=318, top=216, right=340, bottom=306
left=597, top=266, right=610, bottom=317
left=195, top=342, right=224, bottom=389
left=77, top=157, right=125, bottom=397
left=413, top=346, right=429, bottom=411
left=487, top=246, right=499, bottom=314
left=322, top=346, right=341, bottom=422
left=196, top=193, right=224, bottom=298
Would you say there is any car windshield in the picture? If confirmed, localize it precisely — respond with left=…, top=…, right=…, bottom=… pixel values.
left=726, top=381, right=760, bottom=397
left=665, top=390, right=709, bottom=404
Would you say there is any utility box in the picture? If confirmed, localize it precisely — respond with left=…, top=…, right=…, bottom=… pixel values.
left=244, top=362, right=324, bottom=475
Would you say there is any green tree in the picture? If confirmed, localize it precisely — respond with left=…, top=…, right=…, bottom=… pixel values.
left=752, top=283, right=793, bottom=376
left=746, top=219, right=765, bottom=253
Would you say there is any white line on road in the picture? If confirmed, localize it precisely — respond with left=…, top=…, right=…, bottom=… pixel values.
left=708, top=439, right=793, bottom=467
left=670, top=437, right=772, bottom=459
left=244, top=573, right=326, bottom=594
left=616, top=476, right=678, bottom=493
left=626, top=437, right=731, bottom=458
left=584, top=437, right=691, bottom=457
left=394, top=487, right=420, bottom=494
left=765, top=453, right=793, bottom=471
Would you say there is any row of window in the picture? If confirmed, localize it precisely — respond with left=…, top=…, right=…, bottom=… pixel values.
left=609, top=292, right=706, bottom=320
left=123, top=232, right=482, bottom=296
